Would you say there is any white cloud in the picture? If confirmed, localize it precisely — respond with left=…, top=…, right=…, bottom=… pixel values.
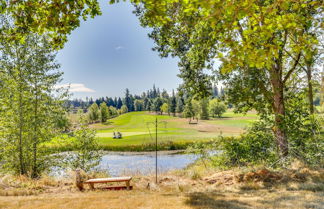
left=115, top=46, right=124, bottom=50
left=56, top=83, right=95, bottom=93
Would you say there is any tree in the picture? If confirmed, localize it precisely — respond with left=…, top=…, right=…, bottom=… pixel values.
left=212, top=85, right=219, bottom=98
left=321, top=72, right=324, bottom=108
left=124, top=88, right=133, bottom=112
left=183, top=101, right=194, bottom=123
left=100, top=102, right=109, bottom=123
left=161, top=89, right=169, bottom=99
left=169, top=90, right=177, bottom=116
left=135, top=0, right=323, bottom=157
left=143, top=97, right=150, bottom=111
left=209, top=99, right=226, bottom=118
left=200, top=98, right=209, bottom=120
left=68, top=115, right=102, bottom=173
left=109, top=106, right=118, bottom=117
left=176, top=96, right=185, bottom=115
left=88, top=103, right=100, bottom=123
left=134, top=99, right=144, bottom=111
left=0, top=18, right=66, bottom=177
left=183, top=99, right=200, bottom=123
left=152, top=97, right=163, bottom=114
left=116, top=97, right=123, bottom=109
left=192, top=100, right=200, bottom=121
left=120, top=105, right=128, bottom=114
left=5, top=0, right=322, bottom=158
left=161, top=103, right=169, bottom=115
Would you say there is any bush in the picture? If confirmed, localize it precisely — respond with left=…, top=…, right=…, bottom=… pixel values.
left=209, top=99, right=226, bottom=118
left=212, top=121, right=277, bottom=167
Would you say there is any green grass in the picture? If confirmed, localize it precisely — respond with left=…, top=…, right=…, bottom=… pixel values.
left=48, top=111, right=259, bottom=151
left=94, top=111, right=258, bottom=150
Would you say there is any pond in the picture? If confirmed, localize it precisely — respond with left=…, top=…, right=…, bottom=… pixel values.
left=99, top=151, right=199, bottom=176
left=52, top=151, right=200, bottom=177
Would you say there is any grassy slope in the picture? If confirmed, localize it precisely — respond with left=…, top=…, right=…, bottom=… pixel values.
left=47, top=110, right=258, bottom=151
left=93, top=111, right=258, bottom=148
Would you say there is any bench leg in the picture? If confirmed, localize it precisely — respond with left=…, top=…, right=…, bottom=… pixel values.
left=126, top=181, right=130, bottom=190
left=89, top=183, right=95, bottom=190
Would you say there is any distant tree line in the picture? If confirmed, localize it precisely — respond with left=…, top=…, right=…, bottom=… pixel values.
left=67, top=84, right=228, bottom=124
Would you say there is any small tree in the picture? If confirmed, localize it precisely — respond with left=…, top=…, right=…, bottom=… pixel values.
left=152, top=97, right=163, bottom=114
left=183, top=100, right=200, bottom=123
left=160, top=103, right=169, bottom=115
left=109, top=106, right=118, bottom=117
left=100, top=102, right=109, bottom=123
left=209, top=99, right=226, bottom=118
left=120, top=105, right=128, bottom=114
left=69, top=116, right=102, bottom=172
left=134, top=99, right=144, bottom=111
left=88, top=103, right=99, bottom=123
left=200, top=98, right=209, bottom=120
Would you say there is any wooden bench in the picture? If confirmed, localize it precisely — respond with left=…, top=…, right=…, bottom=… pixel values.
left=84, top=176, right=133, bottom=190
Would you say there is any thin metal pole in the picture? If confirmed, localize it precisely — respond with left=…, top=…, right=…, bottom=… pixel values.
left=155, top=117, right=158, bottom=184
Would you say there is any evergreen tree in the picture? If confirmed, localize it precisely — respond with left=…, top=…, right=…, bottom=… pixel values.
left=107, top=97, right=115, bottom=107
left=176, top=96, right=185, bottom=115
left=124, top=88, right=133, bottom=111
left=117, top=97, right=123, bottom=109
left=152, top=97, right=163, bottom=114
left=161, top=89, right=169, bottom=99
left=114, top=97, right=118, bottom=108
left=143, top=97, right=150, bottom=111
left=170, top=90, right=177, bottom=116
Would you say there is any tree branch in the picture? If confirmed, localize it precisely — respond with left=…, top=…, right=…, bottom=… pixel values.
left=283, top=50, right=303, bottom=83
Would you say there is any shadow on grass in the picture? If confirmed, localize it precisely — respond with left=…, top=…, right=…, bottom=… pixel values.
left=185, top=192, right=250, bottom=209
left=257, top=192, right=324, bottom=209
left=102, top=121, right=114, bottom=125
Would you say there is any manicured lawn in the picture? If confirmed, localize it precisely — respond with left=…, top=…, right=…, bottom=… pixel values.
left=48, top=111, right=259, bottom=151
left=94, top=111, right=258, bottom=148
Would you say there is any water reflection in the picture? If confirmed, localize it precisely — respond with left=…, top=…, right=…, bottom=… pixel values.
left=100, top=152, right=199, bottom=176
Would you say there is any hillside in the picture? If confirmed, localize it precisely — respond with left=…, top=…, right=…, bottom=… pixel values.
left=90, top=111, right=258, bottom=150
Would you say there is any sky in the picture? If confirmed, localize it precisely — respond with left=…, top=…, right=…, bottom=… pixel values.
left=56, top=0, right=181, bottom=99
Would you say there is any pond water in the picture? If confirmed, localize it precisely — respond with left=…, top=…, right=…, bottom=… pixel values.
left=52, top=151, right=200, bottom=177
left=99, top=151, right=199, bottom=176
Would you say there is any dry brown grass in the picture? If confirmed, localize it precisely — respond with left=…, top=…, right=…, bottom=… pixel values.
left=0, top=165, right=323, bottom=209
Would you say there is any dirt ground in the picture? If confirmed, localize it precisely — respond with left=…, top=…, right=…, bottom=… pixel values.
left=0, top=188, right=322, bottom=209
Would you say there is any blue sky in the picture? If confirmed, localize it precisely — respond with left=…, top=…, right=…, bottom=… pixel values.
left=56, top=1, right=181, bottom=99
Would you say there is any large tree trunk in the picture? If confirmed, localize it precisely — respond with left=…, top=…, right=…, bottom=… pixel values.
left=306, top=63, right=314, bottom=114
left=270, top=67, right=289, bottom=157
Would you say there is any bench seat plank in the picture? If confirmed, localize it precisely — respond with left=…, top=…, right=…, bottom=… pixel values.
left=84, top=177, right=132, bottom=184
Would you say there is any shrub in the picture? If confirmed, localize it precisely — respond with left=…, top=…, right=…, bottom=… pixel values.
left=212, top=120, right=277, bottom=167
left=209, top=99, right=226, bottom=118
